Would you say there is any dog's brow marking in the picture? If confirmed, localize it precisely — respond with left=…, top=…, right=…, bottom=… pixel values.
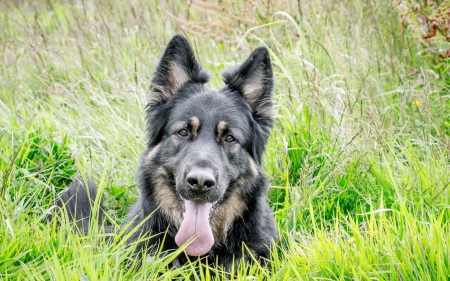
left=216, top=121, right=228, bottom=142
left=190, top=116, right=200, bottom=138
left=217, top=121, right=228, bottom=136
left=211, top=190, right=246, bottom=244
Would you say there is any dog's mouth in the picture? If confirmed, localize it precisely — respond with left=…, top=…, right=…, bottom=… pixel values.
left=174, top=195, right=222, bottom=256
left=178, top=196, right=221, bottom=221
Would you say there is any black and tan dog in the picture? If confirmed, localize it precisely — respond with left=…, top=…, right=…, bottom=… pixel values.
left=57, top=35, right=277, bottom=270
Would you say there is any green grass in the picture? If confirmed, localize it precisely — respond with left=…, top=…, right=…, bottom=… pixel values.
left=1, top=0, right=450, bottom=280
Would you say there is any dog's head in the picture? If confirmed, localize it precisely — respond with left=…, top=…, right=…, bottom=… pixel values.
left=142, top=35, right=274, bottom=256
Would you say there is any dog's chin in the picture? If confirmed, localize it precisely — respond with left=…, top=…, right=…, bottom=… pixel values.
left=174, top=192, right=223, bottom=257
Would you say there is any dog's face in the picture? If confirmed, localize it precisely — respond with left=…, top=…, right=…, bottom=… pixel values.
left=141, top=35, right=273, bottom=257
left=168, top=88, right=254, bottom=203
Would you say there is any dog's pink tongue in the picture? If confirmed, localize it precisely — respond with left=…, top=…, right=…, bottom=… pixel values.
left=175, top=200, right=214, bottom=256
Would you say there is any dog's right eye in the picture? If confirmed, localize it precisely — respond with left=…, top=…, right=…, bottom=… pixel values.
left=177, top=129, right=188, bottom=136
left=225, top=135, right=236, bottom=142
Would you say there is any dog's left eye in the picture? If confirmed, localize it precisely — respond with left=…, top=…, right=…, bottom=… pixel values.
left=177, top=129, right=188, bottom=136
left=225, top=135, right=236, bottom=142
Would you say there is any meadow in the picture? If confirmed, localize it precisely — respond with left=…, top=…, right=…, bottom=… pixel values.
left=1, top=0, right=449, bottom=280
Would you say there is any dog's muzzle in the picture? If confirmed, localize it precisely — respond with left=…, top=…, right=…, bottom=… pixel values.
left=175, top=165, right=223, bottom=256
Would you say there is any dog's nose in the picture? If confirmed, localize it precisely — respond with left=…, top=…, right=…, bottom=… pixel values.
left=186, top=168, right=216, bottom=194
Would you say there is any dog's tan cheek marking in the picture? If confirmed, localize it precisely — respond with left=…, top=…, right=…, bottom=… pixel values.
left=152, top=169, right=183, bottom=228
left=230, top=143, right=240, bottom=154
left=190, top=116, right=200, bottom=139
left=144, top=144, right=162, bottom=167
left=171, top=134, right=179, bottom=146
left=211, top=190, right=247, bottom=244
left=248, top=156, right=259, bottom=178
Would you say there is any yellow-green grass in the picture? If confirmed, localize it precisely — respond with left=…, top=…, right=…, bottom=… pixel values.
left=1, top=0, right=449, bottom=280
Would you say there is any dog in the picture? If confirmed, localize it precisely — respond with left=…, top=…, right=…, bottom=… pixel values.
left=56, top=35, right=277, bottom=270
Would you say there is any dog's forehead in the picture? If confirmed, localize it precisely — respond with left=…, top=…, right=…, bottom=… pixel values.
left=170, top=89, right=251, bottom=128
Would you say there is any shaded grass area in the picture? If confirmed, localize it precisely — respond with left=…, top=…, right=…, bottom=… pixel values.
left=1, top=0, right=449, bottom=280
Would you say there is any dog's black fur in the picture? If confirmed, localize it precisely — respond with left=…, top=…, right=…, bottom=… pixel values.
left=56, top=35, right=277, bottom=270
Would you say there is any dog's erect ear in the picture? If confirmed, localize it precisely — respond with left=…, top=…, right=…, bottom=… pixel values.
left=149, top=35, right=209, bottom=105
left=223, top=47, right=274, bottom=128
